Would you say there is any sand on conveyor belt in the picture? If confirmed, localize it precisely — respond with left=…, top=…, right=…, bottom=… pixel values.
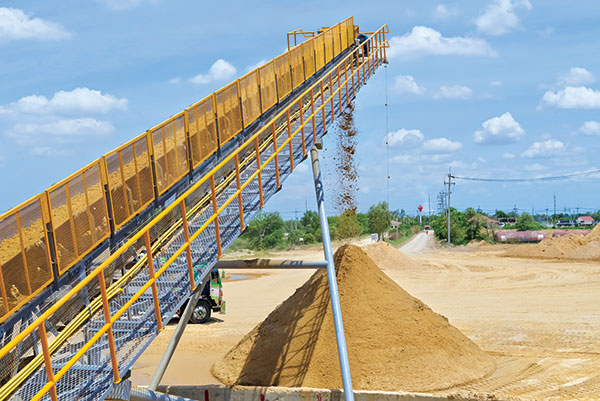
left=361, top=241, right=421, bottom=271
left=507, top=224, right=600, bottom=261
left=212, top=245, right=495, bottom=392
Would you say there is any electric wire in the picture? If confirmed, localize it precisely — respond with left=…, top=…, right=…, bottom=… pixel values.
left=452, top=169, right=600, bottom=182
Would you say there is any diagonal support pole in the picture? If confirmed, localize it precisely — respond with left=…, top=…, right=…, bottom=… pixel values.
left=310, top=143, right=354, bottom=401
left=147, top=274, right=211, bottom=391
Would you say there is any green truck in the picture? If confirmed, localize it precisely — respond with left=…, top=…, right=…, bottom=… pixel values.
left=178, top=266, right=226, bottom=324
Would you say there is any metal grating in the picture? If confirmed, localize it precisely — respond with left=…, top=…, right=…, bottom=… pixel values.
left=8, top=36, right=383, bottom=401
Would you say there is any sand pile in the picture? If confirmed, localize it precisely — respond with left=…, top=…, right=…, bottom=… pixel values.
left=212, top=245, right=495, bottom=392
left=362, top=241, right=420, bottom=271
left=508, top=225, right=600, bottom=261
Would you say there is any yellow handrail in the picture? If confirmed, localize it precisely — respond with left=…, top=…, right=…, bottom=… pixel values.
left=2, top=24, right=388, bottom=401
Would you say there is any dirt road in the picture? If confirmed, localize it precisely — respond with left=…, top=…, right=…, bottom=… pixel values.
left=399, top=231, right=435, bottom=254
left=132, top=241, right=600, bottom=400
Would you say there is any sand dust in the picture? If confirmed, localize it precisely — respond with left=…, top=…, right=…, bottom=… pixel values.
left=211, top=245, right=495, bottom=392
left=331, top=105, right=359, bottom=213
left=507, top=224, right=600, bottom=261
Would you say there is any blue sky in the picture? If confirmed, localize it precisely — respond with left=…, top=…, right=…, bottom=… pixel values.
left=1, top=1, right=599, bottom=218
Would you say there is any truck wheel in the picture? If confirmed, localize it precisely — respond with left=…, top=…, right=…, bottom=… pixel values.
left=189, top=299, right=211, bottom=324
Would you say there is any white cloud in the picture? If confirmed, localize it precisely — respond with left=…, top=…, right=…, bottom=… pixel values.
left=387, top=26, right=496, bottom=58
left=1, top=88, right=128, bottom=115
left=246, top=59, right=267, bottom=73
left=96, top=0, right=155, bottom=10
left=524, top=163, right=545, bottom=171
left=30, top=146, right=68, bottom=157
left=385, top=129, right=424, bottom=147
left=474, top=112, right=525, bottom=144
left=392, top=153, right=452, bottom=164
left=433, top=85, right=473, bottom=99
left=557, top=67, right=595, bottom=86
left=168, top=77, right=181, bottom=84
left=0, top=7, right=71, bottom=41
left=422, top=138, right=462, bottom=153
left=9, top=118, right=115, bottom=138
left=475, top=0, right=532, bottom=36
left=521, top=139, right=566, bottom=158
left=190, top=59, right=236, bottom=84
left=541, top=86, right=600, bottom=109
left=393, top=75, right=425, bottom=94
left=502, top=152, right=516, bottom=159
left=580, top=121, right=600, bottom=136
left=490, top=80, right=502, bottom=86
left=433, top=4, right=457, bottom=19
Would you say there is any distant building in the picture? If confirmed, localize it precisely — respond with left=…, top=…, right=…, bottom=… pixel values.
left=485, top=216, right=500, bottom=228
left=556, top=220, right=575, bottom=227
left=576, top=216, right=595, bottom=226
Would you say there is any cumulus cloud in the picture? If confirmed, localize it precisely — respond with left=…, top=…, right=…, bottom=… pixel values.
left=422, top=138, right=462, bottom=153
left=0, top=7, right=72, bottom=41
left=387, top=26, right=496, bottom=58
left=580, top=121, right=600, bottom=135
left=96, top=0, right=156, bottom=11
left=190, top=59, right=236, bottom=84
left=8, top=118, right=115, bottom=138
left=502, top=152, right=516, bottom=159
left=433, top=85, right=473, bottom=99
left=474, top=112, right=525, bottom=144
left=0, top=88, right=128, bottom=115
left=475, top=0, right=532, bottom=35
left=393, top=75, right=425, bottom=94
left=521, top=139, right=566, bottom=158
left=524, top=163, right=545, bottom=171
left=557, top=67, right=595, bottom=86
left=433, top=4, right=457, bottom=19
left=385, top=129, right=424, bottom=147
left=541, top=86, right=600, bottom=109
left=29, top=146, right=68, bottom=157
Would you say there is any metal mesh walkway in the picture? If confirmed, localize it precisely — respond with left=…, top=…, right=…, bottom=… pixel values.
left=2, top=24, right=388, bottom=401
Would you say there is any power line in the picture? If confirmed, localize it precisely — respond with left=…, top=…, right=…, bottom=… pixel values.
left=452, top=169, right=600, bottom=183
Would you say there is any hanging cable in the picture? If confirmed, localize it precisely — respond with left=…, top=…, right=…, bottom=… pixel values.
left=384, top=64, right=390, bottom=206
left=453, top=169, right=600, bottom=182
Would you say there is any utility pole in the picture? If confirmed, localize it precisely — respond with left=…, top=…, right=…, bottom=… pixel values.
left=428, top=194, right=431, bottom=221
left=444, top=167, right=455, bottom=245
left=553, top=193, right=557, bottom=220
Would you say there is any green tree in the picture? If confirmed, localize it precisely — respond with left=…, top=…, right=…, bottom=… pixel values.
left=464, top=208, right=490, bottom=241
left=356, top=213, right=369, bottom=234
left=515, top=213, right=541, bottom=231
left=337, top=209, right=362, bottom=239
left=431, top=208, right=467, bottom=245
left=367, top=202, right=391, bottom=240
left=300, top=210, right=319, bottom=233
left=245, top=212, right=285, bottom=249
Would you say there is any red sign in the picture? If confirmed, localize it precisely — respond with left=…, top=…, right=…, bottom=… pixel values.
left=418, top=205, right=423, bottom=212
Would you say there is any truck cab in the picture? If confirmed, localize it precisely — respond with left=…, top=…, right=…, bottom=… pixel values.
left=178, top=267, right=226, bottom=324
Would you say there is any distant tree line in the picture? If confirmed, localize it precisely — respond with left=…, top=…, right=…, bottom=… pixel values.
left=230, top=203, right=600, bottom=251
left=231, top=201, right=401, bottom=251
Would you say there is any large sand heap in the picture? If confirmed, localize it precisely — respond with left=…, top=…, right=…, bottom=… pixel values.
left=508, top=225, right=600, bottom=261
left=212, top=245, right=495, bottom=392
left=361, top=241, right=420, bottom=271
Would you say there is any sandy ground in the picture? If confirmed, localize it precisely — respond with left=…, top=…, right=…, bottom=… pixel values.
left=132, top=235, right=600, bottom=400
